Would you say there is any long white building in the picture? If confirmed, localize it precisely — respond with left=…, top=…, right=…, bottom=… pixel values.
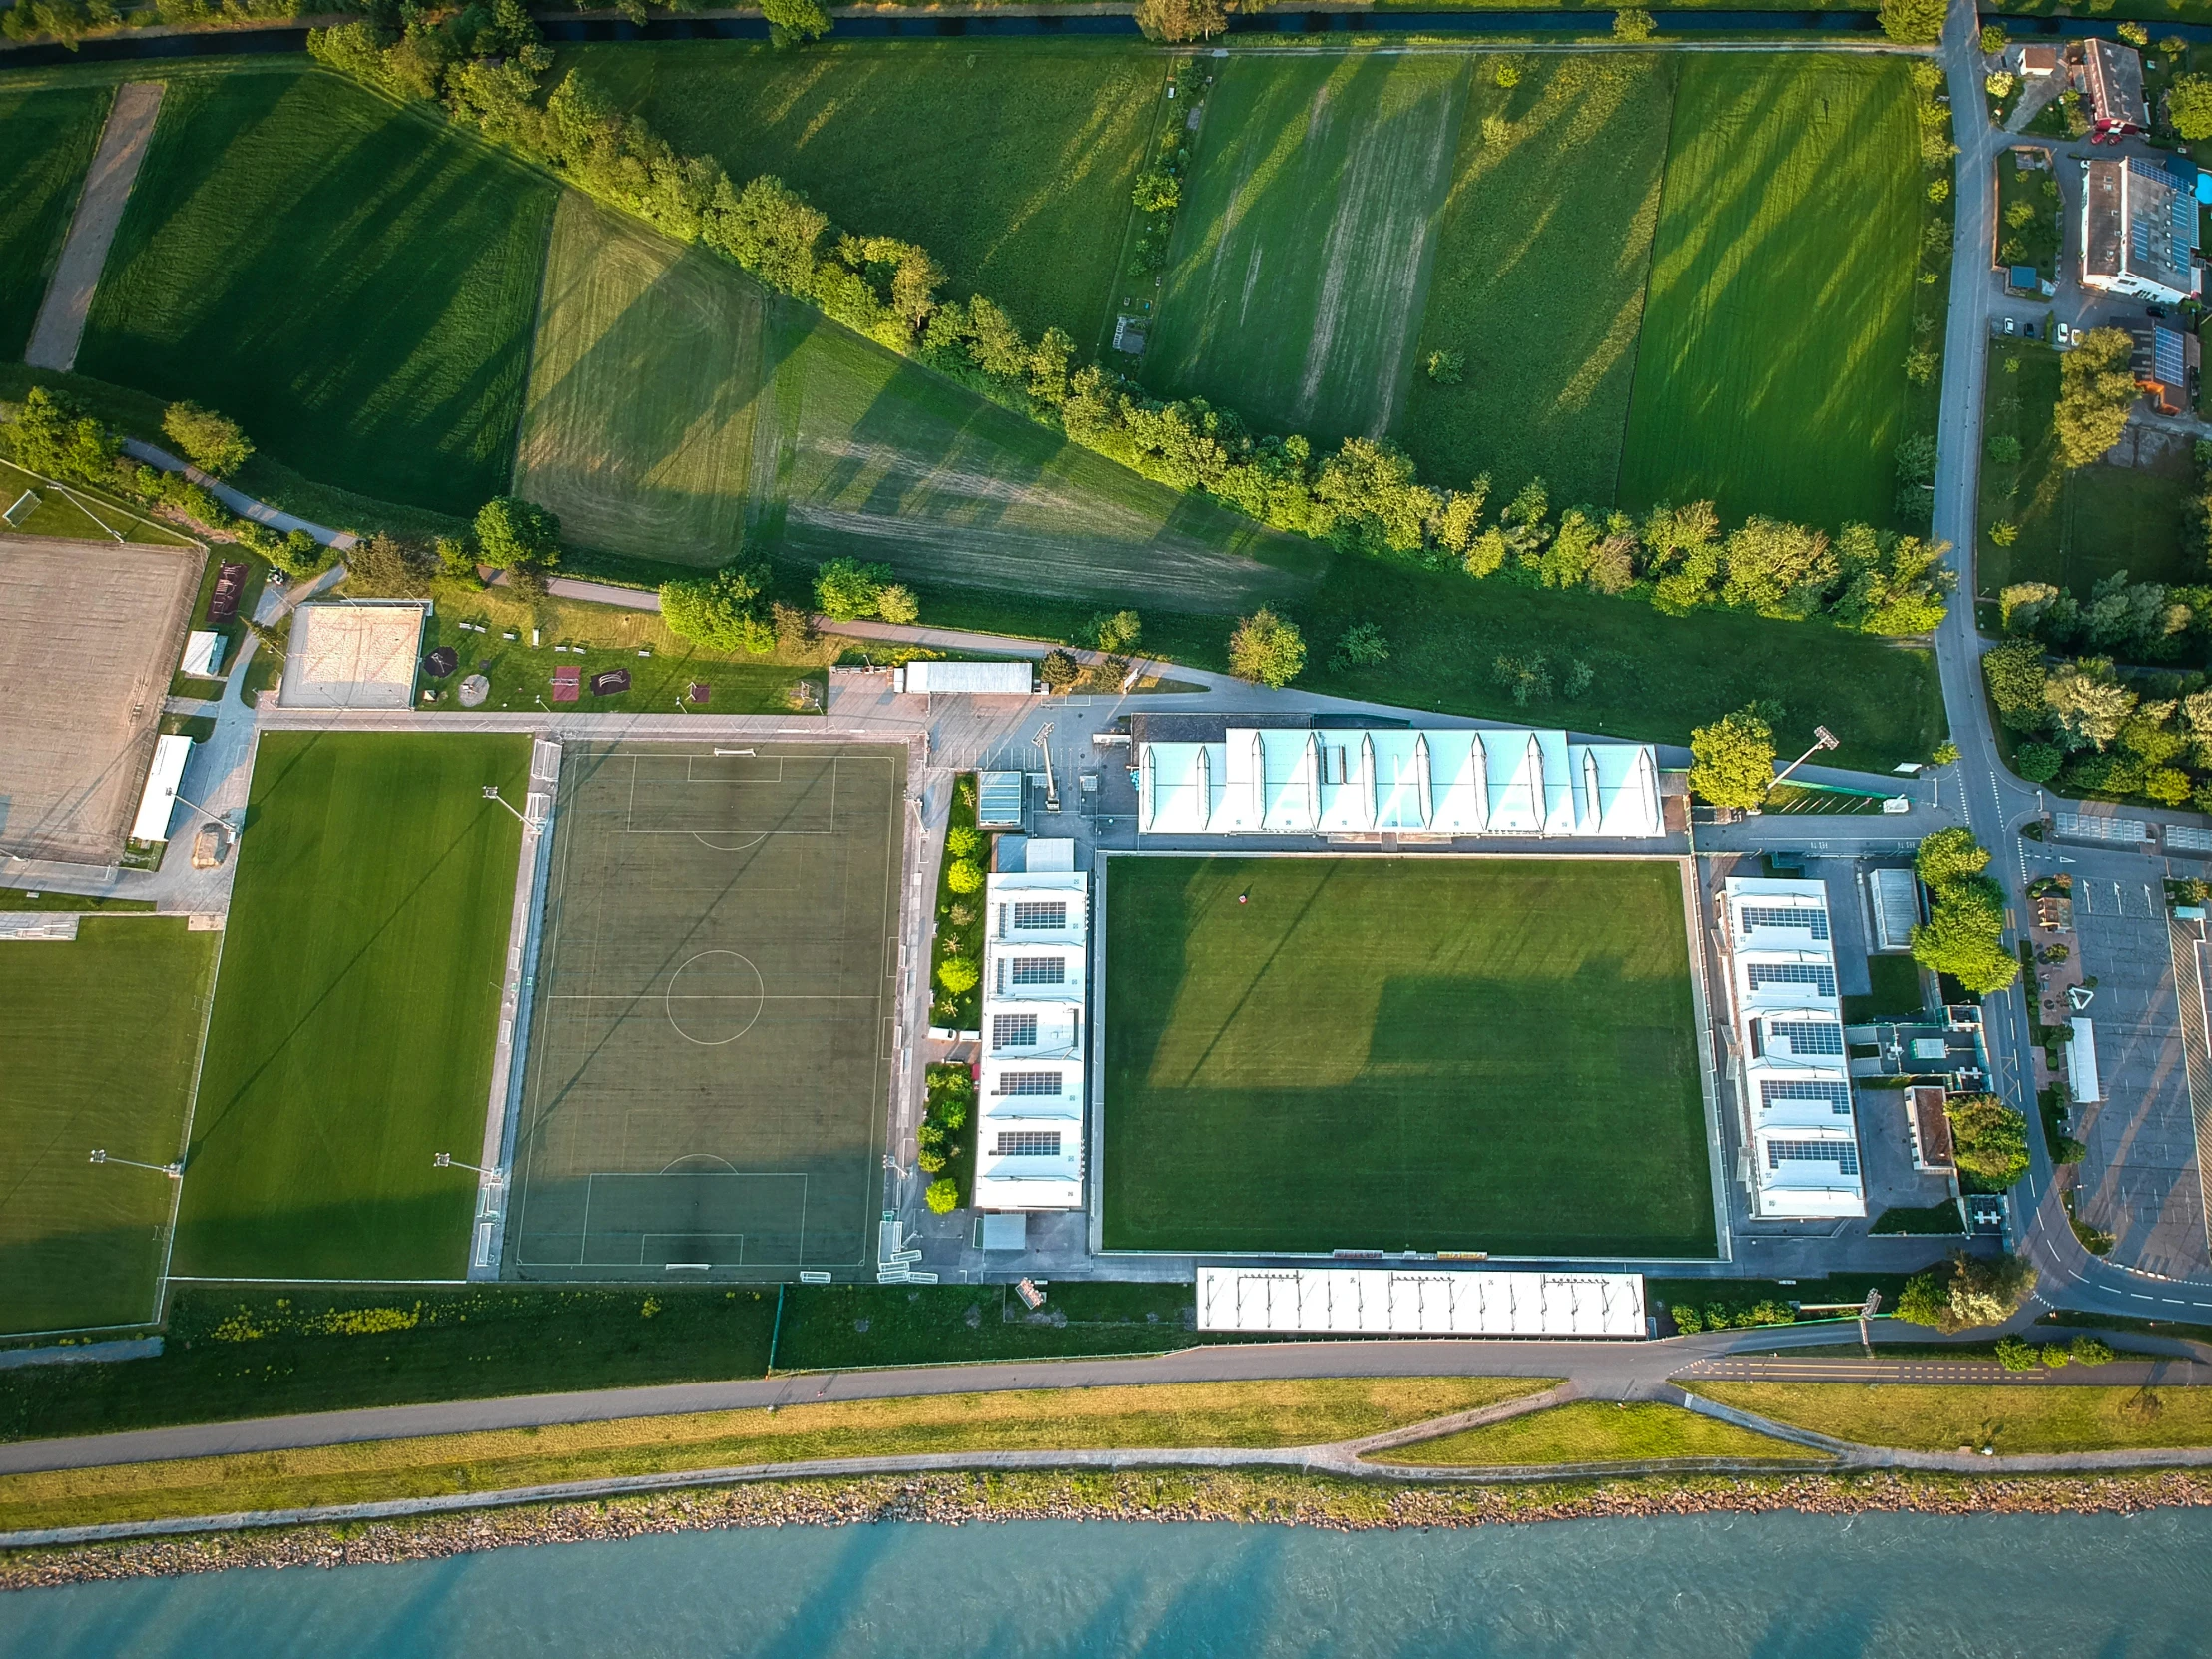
left=1721, top=876, right=1866, bottom=1220
left=973, top=842, right=1087, bottom=1212
left=1136, top=724, right=1663, bottom=839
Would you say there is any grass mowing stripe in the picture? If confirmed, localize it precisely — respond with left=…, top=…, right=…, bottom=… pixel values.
left=76, top=68, right=556, bottom=516
left=1146, top=52, right=1466, bottom=442
left=1373, top=1402, right=1828, bottom=1466
left=0, top=919, right=218, bottom=1336
left=1689, top=1382, right=2212, bottom=1454
left=171, top=734, right=528, bottom=1281
left=567, top=40, right=1163, bottom=348
left=0, top=85, right=109, bottom=361
left=0, top=1378, right=1541, bottom=1533
left=1619, top=55, right=1922, bottom=528
left=1102, top=856, right=1716, bottom=1258
left=1402, top=55, right=1677, bottom=507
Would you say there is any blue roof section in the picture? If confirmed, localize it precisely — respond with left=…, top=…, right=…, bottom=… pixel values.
left=2153, top=325, right=2188, bottom=386
left=2010, top=263, right=2038, bottom=286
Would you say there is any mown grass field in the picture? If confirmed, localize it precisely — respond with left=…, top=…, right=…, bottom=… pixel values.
left=0, top=1377, right=1526, bottom=1531
left=1977, top=344, right=2191, bottom=596
left=1374, top=1401, right=1827, bottom=1466
left=78, top=66, right=556, bottom=516
left=1691, top=1382, right=2212, bottom=1453
left=171, top=733, right=527, bottom=1282
left=1102, top=857, right=1716, bottom=1258
left=0, top=84, right=107, bottom=360
left=1619, top=55, right=1923, bottom=528
left=1402, top=56, right=1677, bottom=506
left=0, top=919, right=217, bottom=1336
left=569, top=40, right=1162, bottom=346
left=0, top=456, right=195, bottom=546
left=1146, top=53, right=1466, bottom=443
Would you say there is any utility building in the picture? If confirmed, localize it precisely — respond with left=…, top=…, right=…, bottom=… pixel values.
left=974, top=839, right=1087, bottom=1212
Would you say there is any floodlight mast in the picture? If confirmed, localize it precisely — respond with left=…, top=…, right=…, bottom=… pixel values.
left=433, top=1150, right=503, bottom=1190
left=89, top=1149, right=183, bottom=1178
left=1767, top=725, right=1839, bottom=797
left=482, top=784, right=541, bottom=837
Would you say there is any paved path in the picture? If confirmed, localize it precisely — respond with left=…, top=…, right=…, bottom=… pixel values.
left=119, top=440, right=356, bottom=551
left=24, top=81, right=161, bottom=373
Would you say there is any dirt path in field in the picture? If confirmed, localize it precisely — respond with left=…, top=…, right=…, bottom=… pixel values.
left=25, top=81, right=164, bottom=374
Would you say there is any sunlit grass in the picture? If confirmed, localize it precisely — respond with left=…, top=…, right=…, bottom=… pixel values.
left=1691, top=1382, right=2212, bottom=1454
left=1373, top=1401, right=1829, bottom=1466
left=0, top=84, right=108, bottom=359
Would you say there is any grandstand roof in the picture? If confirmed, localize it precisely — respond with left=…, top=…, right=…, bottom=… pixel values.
left=1196, top=1267, right=1646, bottom=1337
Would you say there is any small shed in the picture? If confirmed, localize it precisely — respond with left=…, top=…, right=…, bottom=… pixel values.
left=1906, top=1085, right=1956, bottom=1175
left=2067, top=1016, right=2102, bottom=1103
left=180, top=630, right=226, bottom=679
left=894, top=660, right=1035, bottom=696
left=1868, top=866, right=1921, bottom=953
left=2007, top=264, right=2041, bottom=295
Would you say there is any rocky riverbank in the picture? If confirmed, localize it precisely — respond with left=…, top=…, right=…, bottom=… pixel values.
left=6, top=1466, right=2212, bottom=1591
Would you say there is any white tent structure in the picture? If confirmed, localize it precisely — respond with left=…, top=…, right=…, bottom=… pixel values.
left=1196, top=1267, right=1645, bottom=1337
left=1722, top=876, right=1866, bottom=1219
left=974, top=848, right=1087, bottom=1211
left=1136, top=727, right=1662, bottom=839
left=129, top=733, right=193, bottom=844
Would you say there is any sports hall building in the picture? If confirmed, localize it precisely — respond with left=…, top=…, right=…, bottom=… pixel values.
left=975, top=839, right=1087, bottom=1212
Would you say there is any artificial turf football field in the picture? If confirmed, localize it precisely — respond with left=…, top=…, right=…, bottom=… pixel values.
left=1101, top=856, right=1717, bottom=1258
left=171, top=733, right=528, bottom=1282
left=0, top=919, right=218, bottom=1334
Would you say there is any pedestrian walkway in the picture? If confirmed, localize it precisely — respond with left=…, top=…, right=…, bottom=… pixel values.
left=119, top=439, right=356, bottom=552
left=24, top=81, right=162, bottom=372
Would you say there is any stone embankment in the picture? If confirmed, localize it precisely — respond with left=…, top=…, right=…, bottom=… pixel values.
left=7, top=1467, right=2211, bottom=1591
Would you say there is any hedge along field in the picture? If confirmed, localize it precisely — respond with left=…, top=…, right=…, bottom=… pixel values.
left=1402, top=54, right=1677, bottom=508
left=520, top=191, right=1323, bottom=612
left=1619, top=55, right=1923, bottom=529
left=0, top=85, right=108, bottom=360
left=566, top=40, right=1163, bottom=347
left=1144, top=52, right=1467, bottom=444
left=76, top=66, right=557, bottom=517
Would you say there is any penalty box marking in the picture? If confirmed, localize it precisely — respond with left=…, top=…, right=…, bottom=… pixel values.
left=523, top=1170, right=813, bottom=1268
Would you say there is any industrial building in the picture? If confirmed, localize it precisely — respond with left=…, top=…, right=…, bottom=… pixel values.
left=973, top=839, right=1088, bottom=1212
left=1720, top=876, right=1867, bottom=1220
left=2081, top=156, right=2202, bottom=307
left=1134, top=719, right=1664, bottom=839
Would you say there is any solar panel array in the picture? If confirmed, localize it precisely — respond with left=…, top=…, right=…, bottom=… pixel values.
left=993, top=1130, right=1062, bottom=1157
left=992, top=1012, right=1039, bottom=1048
left=995, top=1070, right=1062, bottom=1096
left=1748, top=961, right=1838, bottom=996
left=1007, top=957, right=1066, bottom=985
left=1767, top=1139, right=1860, bottom=1175
left=1774, top=1020, right=1845, bottom=1058
left=1760, top=1078, right=1853, bottom=1115
left=1011, top=901, right=1067, bottom=930
left=1738, top=904, right=1830, bottom=941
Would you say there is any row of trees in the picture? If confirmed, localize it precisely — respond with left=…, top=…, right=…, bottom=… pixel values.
left=1984, top=639, right=2212, bottom=811
left=1910, top=827, right=2019, bottom=996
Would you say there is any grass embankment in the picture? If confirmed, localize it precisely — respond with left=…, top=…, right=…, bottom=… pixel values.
left=78, top=65, right=556, bottom=516
left=170, top=734, right=528, bottom=1281
left=1620, top=55, right=1925, bottom=529
left=0, top=1378, right=1541, bottom=1534
left=1691, top=1382, right=2212, bottom=1453
left=1146, top=52, right=1465, bottom=445
left=1102, top=856, right=1715, bottom=1257
left=1374, top=1401, right=1828, bottom=1467
left=1405, top=54, right=1676, bottom=507
left=570, top=40, right=1162, bottom=348
left=777, top=1282, right=1220, bottom=1370
left=0, top=84, right=107, bottom=359
left=1976, top=343, right=2190, bottom=596
left=926, top=773, right=992, bottom=1035
left=0, top=920, right=217, bottom=1336
left=0, top=890, right=154, bottom=913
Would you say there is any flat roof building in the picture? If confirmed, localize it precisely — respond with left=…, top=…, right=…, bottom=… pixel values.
left=2082, top=156, right=2202, bottom=307
left=128, top=732, right=193, bottom=845
left=894, top=660, right=1035, bottom=696
left=1196, top=1267, right=1645, bottom=1338
left=1721, top=876, right=1867, bottom=1220
left=974, top=844, right=1087, bottom=1211
left=1136, top=723, right=1663, bottom=839
left=1867, top=865, right=1922, bottom=954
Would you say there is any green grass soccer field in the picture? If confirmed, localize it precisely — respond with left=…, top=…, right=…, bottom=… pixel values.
left=78, top=66, right=555, bottom=516
left=1618, top=55, right=1924, bottom=528
left=0, top=84, right=108, bottom=361
left=1102, top=856, right=1717, bottom=1258
left=0, top=919, right=219, bottom=1335
left=171, top=733, right=529, bottom=1282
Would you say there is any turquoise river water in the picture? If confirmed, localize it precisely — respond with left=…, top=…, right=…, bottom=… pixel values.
left=2, top=1511, right=2209, bottom=1656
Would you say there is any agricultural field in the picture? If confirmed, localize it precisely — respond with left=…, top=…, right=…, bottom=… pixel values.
left=0, top=84, right=106, bottom=360
left=517, top=193, right=1322, bottom=611
left=569, top=40, right=1163, bottom=346
left=78, top=66, right=556, bottom=517
left=1102, top=856, right=1717, bottom=1258
left=1144, top=53, right=1467, bottom=444
left=0, top=919, right=218, bottom=1335
left=171, top=733, right=528, bottom=1282
left=1401, top=55, right=1678, bottom=506
left=1619, top=55, right=1925, bottom=528
left=1977, top=344, right=2192, bottom=594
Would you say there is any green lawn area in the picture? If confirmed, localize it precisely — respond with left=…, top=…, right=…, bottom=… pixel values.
left=1977, top=343, right=2192, bottom=596
left=1102, top=856, right=1716, bottom=1257
left=1690, top=1382, right=2212, bottom=1453
left=0, top=919, right=218, bottom=1336
left=1403, top=54, right=1677, bottom=507
left=1995, top=149, right=2062, bottom=282
left=775, top=1281, right=1217, bottom=1370
left=0, top=84, right=107, bottom=360
left=77, top=66, right=556, bottom=517
left=568, top=40, right=1162, bottom=348
left=1842, top=952, right=1926, bottom=1025
left=1620, top=55, right=1923, bottom=529
left=1373, top=1401, right=1826, bottom=1466
left=170, top=733, right=528, bottom=1281
left=0, top=457, right=195, bottom=547
left=1145, top=53, right=1465, bottom=445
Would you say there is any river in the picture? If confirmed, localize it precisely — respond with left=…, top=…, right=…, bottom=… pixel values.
left=2, top=1510, right=2207, bottom=1655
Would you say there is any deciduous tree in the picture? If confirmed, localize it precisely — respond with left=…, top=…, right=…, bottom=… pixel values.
left=1228, top=608, right=1306, bottom=688
left=162, top=401, right=253, bottom=477
left=660, top=562, right=774, bottom=654
left=474, top=496, right=561, bottom=570
left=1687, top=705, right=1774, bottom=808
left=2055, top=328, right=2139, bottom=468
left=1945, top=1092, right=2030, bottom=1186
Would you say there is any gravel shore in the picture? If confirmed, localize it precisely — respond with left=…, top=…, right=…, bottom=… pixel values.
left=6, top=1467, right=2210, bottom=1591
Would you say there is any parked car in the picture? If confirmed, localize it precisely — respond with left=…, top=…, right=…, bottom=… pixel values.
left=2003, top=315, right=2018, bottom=336
left=2055, top=322, right=2072, bottom=347
left=2148, top=305, right=2169, bottom=319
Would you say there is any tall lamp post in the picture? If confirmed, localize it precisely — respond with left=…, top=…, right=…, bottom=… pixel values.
left=482, top=785, right=542, bottom=839
left=433, top=1151, right=503, bottom=1192
left=1767, top=725, right=1839, bottom=798
left=90, top=1148, right=183, bottom=1178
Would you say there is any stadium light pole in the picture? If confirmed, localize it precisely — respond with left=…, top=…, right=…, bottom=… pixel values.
left=1766, top=725, right=1839, bottom=798
left=433, top=1151, right=503, bottom=1191
left=90, top=1149, right=183, bottom=1178
left=482, top=785, right=540, bottom=838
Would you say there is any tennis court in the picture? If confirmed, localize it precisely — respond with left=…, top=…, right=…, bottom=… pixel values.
left=508, top=744, right=903, bottom=1278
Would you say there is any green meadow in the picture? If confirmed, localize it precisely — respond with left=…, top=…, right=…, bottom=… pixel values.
left=0, top=84, right=107, bottom=360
